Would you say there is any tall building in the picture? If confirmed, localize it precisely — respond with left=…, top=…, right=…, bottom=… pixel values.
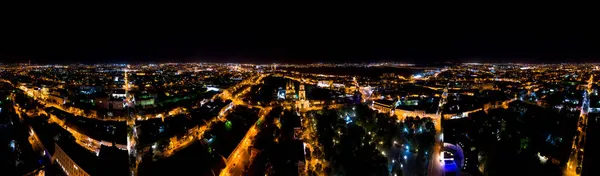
left=286, top=81, right=296, bottom=100
left=298, top=84, right=306, bottom=101
left=296, top=84, right=309, bottom=110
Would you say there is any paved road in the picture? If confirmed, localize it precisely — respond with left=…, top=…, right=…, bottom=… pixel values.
left=564, top=76, right=592, bottom=176
left=220, top=107, right=271, bottom=176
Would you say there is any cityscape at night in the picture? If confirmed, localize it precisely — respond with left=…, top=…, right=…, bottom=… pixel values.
left=3, top=12, right=600, bottom=176
left=1, top=62, right=599, bottom=176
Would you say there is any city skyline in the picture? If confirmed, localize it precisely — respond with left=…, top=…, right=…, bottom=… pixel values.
left=3, top=12, right=600, bottom=176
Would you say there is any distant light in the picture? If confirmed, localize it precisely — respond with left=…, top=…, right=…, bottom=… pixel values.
left=207, top=87, right=220, bottom=92
left=303, top=142, right=307, bottom=155
left=381, top=151, right=386, bottom=155
left=10, top=140, right=15, bottom=151
left=405, top=145, right=409, bottom=150
left=537, top=152, right=548, bottom=164
left=404, top=155, right=407, bottom=160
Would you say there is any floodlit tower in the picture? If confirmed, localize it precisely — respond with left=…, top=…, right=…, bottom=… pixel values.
left=286, top=81, right=296, bottom=100
left=299, top=84, right=306, bottom=101
left=296, top=83, right=309, bottom=110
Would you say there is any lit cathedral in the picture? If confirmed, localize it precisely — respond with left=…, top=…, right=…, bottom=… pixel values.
left=277, top=81, right=310, bottom=110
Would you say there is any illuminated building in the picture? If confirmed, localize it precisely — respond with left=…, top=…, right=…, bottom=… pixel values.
left=298, top=84, right=306, bottom=100
left=296, top=84, right=309, bottom=110
left=52, top=143, right=91, bottom=176
left=394, top=108, right=435, bottom=120
left=277, top=87, right=286, bottom=100
left=111, top=89, right=126, bottom=98
left=79, top=86, right=96, bottom=95
left=372, top=99, right=395, bottom=115
left=317, top=80, right=332, bottom=88
left=136, top=95, right=155, bottom=107
left=286, top=81, right=296, bottom=100
left=344, top=86, right=357, bottom=95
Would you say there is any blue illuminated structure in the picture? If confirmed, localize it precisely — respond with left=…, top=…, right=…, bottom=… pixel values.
left=345, top=115, right=353, bottom=124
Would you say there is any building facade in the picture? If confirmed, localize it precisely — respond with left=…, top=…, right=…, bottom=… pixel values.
left=296, top=84, right=309, bottom=110
left=372, top=99, right=395, bottom=115
left=52, top=143, right=90, bottom=176
left=286, top=81, right=296, bottom=100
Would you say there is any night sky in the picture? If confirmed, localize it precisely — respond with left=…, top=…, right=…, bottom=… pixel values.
left=1, top=13, right=600, bottom=64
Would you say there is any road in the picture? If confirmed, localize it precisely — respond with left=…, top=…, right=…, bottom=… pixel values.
left=564, top=75, right=593, bottom=176
left=426, top=88, right=517, bottom=176
left=162, top=103, right=231, bottom=157
left=220, top=106, right=272, bottom=176
left=124, top=69, right=142, bottom=176
left=163, top=74, right=268, bottom=158
left=428, top=85, right=448, bottom=176
left=301, top=112, right=329, bottom=176
left=6, top=79, right=123, bottom=154
left=353, top=77, right=373, bottom=102
left=220, top=74, right=337, bottom=175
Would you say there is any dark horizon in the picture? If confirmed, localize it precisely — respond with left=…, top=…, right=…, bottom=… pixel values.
left=3, top=15, right=600, bottom=64
left=6, top=57, right=600, bottom=65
